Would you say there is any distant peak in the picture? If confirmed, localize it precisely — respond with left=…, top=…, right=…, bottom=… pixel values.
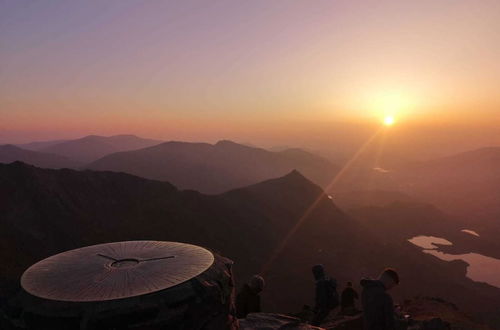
left=111, top=134, right=138, bottom=138
left=215, top=140, right=258, bottom=150
left=234, top=169, right=325, bottom=200
left=266, top=169, right=314, bottom=187
left=80, top=135, right=104, bottom=140
left=80, top=134, right=141, bottom=140
left=284, top=169, right=307, bottom=180
left=215, top=140, right=238, bottom=146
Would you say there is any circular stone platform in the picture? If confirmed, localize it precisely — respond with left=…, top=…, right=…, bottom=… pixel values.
left=21, top=241, right=215, bottom=302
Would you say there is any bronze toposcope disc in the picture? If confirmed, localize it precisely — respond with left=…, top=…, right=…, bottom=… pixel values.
left=21, top=241, right=214, bottom=302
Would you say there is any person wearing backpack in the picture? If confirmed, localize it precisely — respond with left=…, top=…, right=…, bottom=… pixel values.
left=311, top=264, right=339, bottom=326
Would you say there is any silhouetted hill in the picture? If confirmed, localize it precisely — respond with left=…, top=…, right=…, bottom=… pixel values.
left=16, top=139, right=69, bottom=151
left=1, top=163, right=499, bottom=327
left=41, top=134, right=163, bottom=162
left=394, top=147, right=500, bottom=220
left=87, top=140, right=339, bottom=193
left=0, top=145, right=80, bottom=169
left=0, top=162, right=357, bottom=308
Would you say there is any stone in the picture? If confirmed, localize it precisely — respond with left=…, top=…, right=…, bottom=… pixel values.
left=239, top=312, right=324, bottom=330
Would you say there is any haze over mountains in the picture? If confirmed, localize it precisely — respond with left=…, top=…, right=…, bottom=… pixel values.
left=2, top=136, right=500, bottom=328
left=394, top=147, right=500, bottom=220
left=4, top=135, right=340, bottom=194
left=88, top=140, right=339, bottom=193
left=332, top=147, right=500, bottom=222
left=17, top=139, right=69, bottom=151
left=1, top=135, right=163, bottom=169
left=33, top=134, right=164, bottom=163
left=0, top=145, right=81, bottom=169
left=6, top=134, right=500, bottom=224
left=6, top=134, right=500, bottom=226
left=1, top=162, right=499, bottom=328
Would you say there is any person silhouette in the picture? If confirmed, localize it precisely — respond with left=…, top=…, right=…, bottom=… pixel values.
left=235, top=275, right=265, bottom=318
left=360, top=268, right=400, bottom=330
left=341, top=281, right=359, bottom=315
left=311, top=264, right=339, bottom=326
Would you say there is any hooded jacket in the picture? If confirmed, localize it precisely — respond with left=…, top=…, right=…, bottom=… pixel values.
left=360, top=279, right=395, bottom=330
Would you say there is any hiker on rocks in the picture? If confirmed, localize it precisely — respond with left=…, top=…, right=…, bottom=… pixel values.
left=360, top=268, right=400, bottom=330
left=311, top=264, right=339, bottom=326
left=341, top=281, right=359, bottom=315
left=236, top=275, right=265, bottom=318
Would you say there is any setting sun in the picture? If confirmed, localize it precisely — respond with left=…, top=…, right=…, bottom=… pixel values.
left=383, top=116, right=396, bottom=126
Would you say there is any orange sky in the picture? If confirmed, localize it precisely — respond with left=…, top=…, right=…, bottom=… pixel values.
left=1, top=0, right=500, bottom=146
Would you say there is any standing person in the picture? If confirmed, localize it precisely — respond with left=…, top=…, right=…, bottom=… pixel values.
left=341, top=281, right=359, bottom=315
left=311, top=264, right=339, bottom=326
left=360, top=268, right=400, bottom=330
left=235, top=275, right=265, bottom=318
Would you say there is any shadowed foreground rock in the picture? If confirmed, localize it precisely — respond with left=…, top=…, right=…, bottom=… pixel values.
left=239, top=313, right=324, bottom=330
left=6, top=251, right=237, bottom=330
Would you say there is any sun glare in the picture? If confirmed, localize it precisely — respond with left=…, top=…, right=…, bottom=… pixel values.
left=383, top=116, right=395, bottom=126
left=361, top=89, right=416, bottom=125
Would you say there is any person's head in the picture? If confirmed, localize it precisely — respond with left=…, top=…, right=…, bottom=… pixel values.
left=312, top=264, right=325, bottom=280
left=249, top=275, right=265, bottom=293
left=347, top=281, right=352, bottom=287
left=379, top=268, right=400, bottom=290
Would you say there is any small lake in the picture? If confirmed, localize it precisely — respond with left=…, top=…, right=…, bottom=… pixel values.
left=461, top=229, right=480, bottom=237
left=408, top=235, right=500, bottom=288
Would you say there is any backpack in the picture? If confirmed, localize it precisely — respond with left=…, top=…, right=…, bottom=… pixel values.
left=326, top=278, right=339, bottom=309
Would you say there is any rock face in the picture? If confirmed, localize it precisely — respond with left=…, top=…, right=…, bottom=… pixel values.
left=9, top=252, right=237, bottom=330
left=239, top=313, right=323, bottom=330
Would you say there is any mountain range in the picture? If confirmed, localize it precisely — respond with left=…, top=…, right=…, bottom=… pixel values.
left=7, top=136, right=339, bottom=194
left=34, top=134, right=164, bottom=163
left=12, top=135, right=500, bottom=220
left=87, top=140, right=339, bottom=193
left=0, top=145, right=81, bottom=169
left=1, top=162, right=499, bottom=328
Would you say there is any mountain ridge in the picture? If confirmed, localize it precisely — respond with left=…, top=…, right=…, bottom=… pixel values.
left=0, top=145, right=81, bottom=169
left=40, top=134, right=164, bottom=162
left=1, top=162, right=500, bottom=327
left=87, top=140, right=339, bottom=193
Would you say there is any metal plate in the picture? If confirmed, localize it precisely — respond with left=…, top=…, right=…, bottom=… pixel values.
left=21, top=241, right=214, bottom=302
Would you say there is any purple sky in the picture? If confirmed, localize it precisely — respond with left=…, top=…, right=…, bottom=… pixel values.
left=1, top=0, right=500, bottom=143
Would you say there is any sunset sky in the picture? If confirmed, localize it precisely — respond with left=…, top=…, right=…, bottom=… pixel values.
left=1, top=0, right=500, bottom=145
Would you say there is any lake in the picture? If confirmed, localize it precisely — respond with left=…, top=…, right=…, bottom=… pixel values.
left=408, top=235, right=500, bottom=288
